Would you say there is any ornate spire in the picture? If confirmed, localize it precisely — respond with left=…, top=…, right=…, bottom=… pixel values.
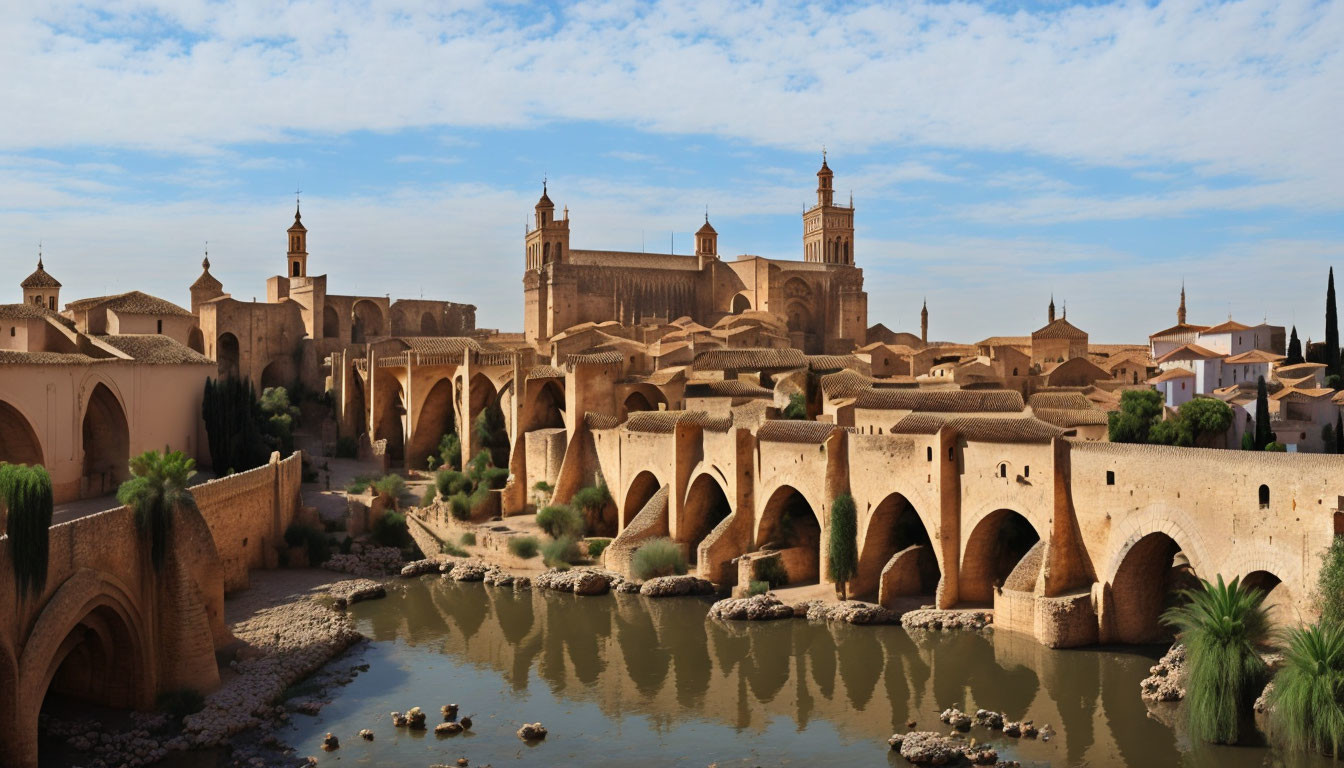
left=1178, top=281, right=1187, bottom=325
left=1048, top=293, right=1056, bottom=324
left=203, top=240, right=210, bottom=270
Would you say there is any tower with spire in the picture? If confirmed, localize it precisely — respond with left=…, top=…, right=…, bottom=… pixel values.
left=920, top=299, right=929, bottom=345
left=802, top=150, right=855, bottom=265
left=21, top=246, right=61, bottom=310
left=695, top=210, right=718, bottom=268
left=1048, top=294, right=1056, bottom=324
left=190, top=244, right=225, bottom=314
left=1178, top=283, right=1187, bottom=325
left=525, top=180, right=570, bottom=272
left=287, top=197, right=308, bottom=278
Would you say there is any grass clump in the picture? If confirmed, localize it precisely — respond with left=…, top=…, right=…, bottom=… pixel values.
left=1162, top=575, right=1270, bottom=744
left=571, top=482, right=612, bottom=530
left=283, top=523, right=331, bottom=566
left=372, top=474, right=406, bottom=504
left=420, top=485, right=436, bottom=507
left=436, top=469, right=472, bottom=498
left=460, top=532, right=476, bottom=546
left=632, top=538, right=687, bottom=580
left=537, top=504, right=585, bottom=539
left=440, top=541, right=468, bottom=557
left=586, top=538, right=612, bottom=559
left=508, top=535, right=539, bottom=559
left=752, top=556, right=789, bottom=588
left=345, top=474, right=377, bottom=494
left=1268, top=622, right=1344, bottom=755
left=542, top=535, right=583, bottom=569
left=748, top=580, right=771, bottom=596
left=1318, top=536, right=1344, bottom=627
left=371, top=510, right=411, bottom=549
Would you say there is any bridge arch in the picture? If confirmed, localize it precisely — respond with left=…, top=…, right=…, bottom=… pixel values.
left=0, top=397, right=44, bottom=467
left=623, top=470, right=663, bottom=527
left=407, top=376, right=455, bottom=469
left=372, top=371, right=406, bottom=462
left=854, top=492, right=940, bottom=604
left=756, top=484, right=823, bottom=585
left=80, top=381, right=129, bottom=498
left=523, top=378, right=566, bottom=433
left=17, top=570, right=153, bottom=767
left=679, top=472, right=732, bottom=566
left=622, top=384, right=666, bottom=418
left=731, top=292, right=752, bottom=314
left=959, top=508, right=1042, bottom=604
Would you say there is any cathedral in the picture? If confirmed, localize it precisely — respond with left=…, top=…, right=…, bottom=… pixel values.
left=523, top=157, right=868, bottom=354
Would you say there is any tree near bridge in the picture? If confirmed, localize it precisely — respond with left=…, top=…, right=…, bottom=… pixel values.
left=1, top=462, right=54, bottom=599
left=827, top=493, right=857, bottom=601
left=1163, top=575, right=1270, bottom=745
left=1255, top=377, right=1273, bottom=450
left=1149, top=397, right=1235, bottom=448
left=117, top=450, right=199, bottom=571
left=202, top=376, right=268, bottom=474
left=1108, top=389, right=1164, bottom=444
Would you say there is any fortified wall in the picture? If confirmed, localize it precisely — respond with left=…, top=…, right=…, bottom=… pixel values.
left=0, top=452, right=302, bottom=768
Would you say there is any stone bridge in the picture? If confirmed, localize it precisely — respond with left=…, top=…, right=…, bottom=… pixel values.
left=0, top=452, right=301, bottom=768
left=555, top=412, right=1341, bottom=647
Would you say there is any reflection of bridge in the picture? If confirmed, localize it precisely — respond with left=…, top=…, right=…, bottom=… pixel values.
left=571, top=411, right=1340, bottom=647
left=0, top=453, right=301, bottom=768
left=368, top=579, right=1188, bottom=766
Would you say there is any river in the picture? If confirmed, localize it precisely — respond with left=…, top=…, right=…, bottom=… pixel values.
left=278, top=578, right=1324, bottom=767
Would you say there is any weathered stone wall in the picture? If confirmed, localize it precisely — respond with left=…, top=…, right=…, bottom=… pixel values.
left=192, top=451, right=303, bottom=592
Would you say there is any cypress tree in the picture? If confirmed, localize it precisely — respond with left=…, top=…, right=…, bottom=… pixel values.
left=1, top=463, right=54, bottom=599
left=1285, top=326, right=1303, bottom=365
left=1329, top=268, right=1340, bottom=376
left=202, top=377, right=268, bottom=474
left=827, top=493, right=858, bottom=600
left=1254, top=376, right=1272, bottom=450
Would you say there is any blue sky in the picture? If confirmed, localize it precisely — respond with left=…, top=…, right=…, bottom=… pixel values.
left=1, top=0, right=1341, bottom=342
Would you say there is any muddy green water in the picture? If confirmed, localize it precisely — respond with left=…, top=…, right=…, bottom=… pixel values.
left=280, top=579, right=1326, bottom=767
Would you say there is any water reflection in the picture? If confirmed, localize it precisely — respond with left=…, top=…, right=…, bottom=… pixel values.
left=343, top=579, right=1328, bottom=768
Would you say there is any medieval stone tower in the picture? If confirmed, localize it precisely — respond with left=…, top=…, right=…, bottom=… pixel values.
left=525, top=183, right=570, bottom=271
left=287, top=204, right=308, bottom=278
left=803, top=152, right=854, bottom=265
left=21, top=253, right=61, bottom=310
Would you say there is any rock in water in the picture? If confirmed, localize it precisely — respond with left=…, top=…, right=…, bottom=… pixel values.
left=321, top=733, right=339, bottom=750
left=441, top=704, right=459, bottom=721
left=435, top=722, right=463, bottom=736
left=516, top=722, right=548, bottom=741
left=459, top=715, right=473, bottom=730
left=895, top=732, right=960, bottom=764
left=639, top=575, right=715, bottom=597
left=406, top=707, right=427, bottom=730
left=358, top=729, right=374, bottom=741
left=706, top=594, right=795, bottom=621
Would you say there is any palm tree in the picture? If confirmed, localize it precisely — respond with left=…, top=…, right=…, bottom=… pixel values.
left=117, top=450, right=198, bottom=571
left=1162, top=575, right=1271, bottom=744
left=1268, top=622, right=1344, bottom=756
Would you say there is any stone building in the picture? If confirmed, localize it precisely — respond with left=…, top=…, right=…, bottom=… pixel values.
left=523, top=158, right=868, bottom=354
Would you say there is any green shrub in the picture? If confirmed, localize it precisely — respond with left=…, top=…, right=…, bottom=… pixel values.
left=1266, top=442, right=1287, bottom=452
left=632, top=538, right=687, bottom=580
left=157, top=688, right=205, bottom=721
left=1162, top=575, right=1270, bottom=744
left=420, top=485, right=436, bottom=507
left=0, top=463, right=54, bottom=599
left=283, top=523, right=331, bottom=566
left=508, top=535, right=539, bottom=559
left=537, top=504, right=585, bottom=539
left=460, top=532, right=476, bottom=546
left=345, top=474, right=377, bottom=494
left=1319, top=536, right=1344, bottom=627
left=440, top=541, right=468, bottom=557
left=371, top=510, right=411, bottom=549
left=753, top=556, right=788, bottom=588
left=1268, top=622, right=1344, bottom=755
left=572, top=483, right=612, bottom=530
left=260, top=386, right=300, bottom=455
left=448, top=492, right=471, bottom=521
left=542, top=535, right=583, bottom=569
left=586, top=538, right=612, bottom=559
left=466, top=449, right=491, bottom=482
left=438, top=432, right=461, bottom=471
left=827, top=493, right=858, bottom=600
left=436, top=469, right=472, bottom=498
left=117, top=450, right=198, bottom=572
left=481, top=466, right=509, bottom=490
left=748, top=580, right=771, bottom=596
left=372, top=474, right=406, bottom=502
left=783, top=391, right=806, bottom=419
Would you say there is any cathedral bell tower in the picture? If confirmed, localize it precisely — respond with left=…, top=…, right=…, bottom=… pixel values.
left=695, top=212, right=718, bottom=269
left=287, top=201, right=308, bottom=278
left=802, top=151, right=854, bottom=265
left=525, top=182, right=569, bottom=271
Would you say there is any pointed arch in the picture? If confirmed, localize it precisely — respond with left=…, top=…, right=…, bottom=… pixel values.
left=623, top=470, right=662, bottom=527
left=0, top=398, right=43, bottom=467
left=81, top=382, right=129, bottom=497
left=959, top=509, right=1041, bottom=605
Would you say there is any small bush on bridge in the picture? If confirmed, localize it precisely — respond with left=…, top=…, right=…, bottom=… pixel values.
left=1, top=462, right=54, bottom=599
left=538, top=504, right=585, bottom=539
left=632, top=538, right=687, bottom=580
left=509, top=535, right=539, bottom=559
left=372, top=474, right=406, bottom=506
left=753, top=556, right=788, bottom=588
left=371, top=510, right=411, bottom=549
left=748, top=580, right=771, bottom=596
left=438, top=432, right=462, bottom=471
left=1319, top=537, right=1344, bottom=627
left=1267, top=622, right=1344, bottom=755
left=436, top=470, right=472, bottom=498
left=543, top=535, right=583, bottom=569
left=118, top=450, right=199, bottom=572
left=827, top=493, right=858, bottom=600
left=1162, top=575, right=1270, bottom=744
left=284, top=523, right=331, bottom=566
left=447, top=492, right=471, bottom=521
left=586, top=538, right=611, bottom=560
left=572, top=483, right=612, bottom=531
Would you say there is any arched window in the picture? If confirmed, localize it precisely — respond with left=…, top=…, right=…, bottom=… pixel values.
left=998, top=463, right=1007, bottom=478
left=926, top=446, right=932, bottom=462
left=48, top=297, right=55, bottom=310
left=292, top=261, right=300, bottom=277
left=843, top=240, right=850, bottom=262
left=543, top=242, right=550, bottom=263
left=1259, top=484, right=1270, bottom=508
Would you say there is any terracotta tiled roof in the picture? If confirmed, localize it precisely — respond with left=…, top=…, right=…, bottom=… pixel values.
left=1275, top=362, right=1327, bottom=376
left=807, top=354, right=865, bottom=372
left=756, top=420, right=845, bottom=444
left=1149, top=368, right=1196, bottom=383
left=65, top=290, right=192, bottom=317
left=1032, top=318, right=1088, bottom=340
left=1032, top=407, right=1109, bottom=428
left=1201, top=319, right=1252, bottom=334
left=1155, top=343, right=1222, bottom=363
left=0, top=350, right=97, bottom=365
left=1224, top=349, right=1284, bottom=364
left=399, top=337, right=482, bottom=355
left=584, top=412, right=621, bottom=430
left=21, top=261, right=60, bottom=289
left=975, top=336, right=1032, bottom=348
left=0, top=303, right=75, bottom=328
left=625, top=410, right=732, bottom=434
left=1148, top=322, right=1209, bottom=339
left=97, top=334, right=213, bottom=365
left=526, top=365, right=566, bottom=380
left=890, top=414, right=947, bottom=435
left=852, top=389, right=1024, bottom=413
left=1028, top=392, right=1094, bottom=411
left=190, top=260, right=223, bottom=291
left=565, top=350, right=625, bottom=367
left=643, top=366, right=686, bottom=386
left=1272, top=387, right=1334, bottom=401
left=684, top=380, right=773, bottom=398
left=692, top=347, right=806, bottom=371
left=1277, top=374, right=1318, bottom=389
left=820, top=369, right=873, bottom=398
left=944, top=416, right=1066, bottom=443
